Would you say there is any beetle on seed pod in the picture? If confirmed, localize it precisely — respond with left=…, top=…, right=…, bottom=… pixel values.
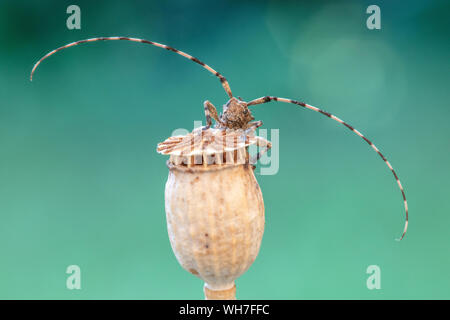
left=31, top=37, right=409, bottom=300
left=157, top=99, right=270, bottom=300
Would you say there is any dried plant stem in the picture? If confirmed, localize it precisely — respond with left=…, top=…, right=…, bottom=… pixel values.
left=204, top=283, right=236, bottom=300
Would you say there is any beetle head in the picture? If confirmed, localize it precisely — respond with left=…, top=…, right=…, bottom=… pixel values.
left=221, top=97, right=254, bottom=129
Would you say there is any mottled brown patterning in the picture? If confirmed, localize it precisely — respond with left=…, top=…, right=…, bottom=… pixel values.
left=31, top=36, right=408, bottom=240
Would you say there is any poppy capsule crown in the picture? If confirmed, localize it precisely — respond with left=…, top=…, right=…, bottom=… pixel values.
left=157, top=126, right=271, bottom=166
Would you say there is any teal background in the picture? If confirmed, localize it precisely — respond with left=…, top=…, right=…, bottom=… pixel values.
left=1, top=0, right=449, bottom=299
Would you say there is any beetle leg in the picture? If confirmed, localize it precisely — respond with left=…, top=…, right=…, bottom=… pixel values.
left=245, top=121, right=263, bottom=134
left=204, top=100, right=221, bottom=129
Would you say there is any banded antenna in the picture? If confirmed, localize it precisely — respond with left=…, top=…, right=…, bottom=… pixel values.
left=247, top=96, right=409, bottom=240
left=30, top=37, right=233, bottom=98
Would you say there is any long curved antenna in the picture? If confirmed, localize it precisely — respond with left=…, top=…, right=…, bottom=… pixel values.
left=30, top=37, right=233, bottom=98
left=247, top=96, right=408, bottom=241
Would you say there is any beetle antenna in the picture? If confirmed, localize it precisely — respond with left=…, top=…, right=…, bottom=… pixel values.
left=30, top=37, right=233, bottom=98
left=247, top=96, right=408, bottom=241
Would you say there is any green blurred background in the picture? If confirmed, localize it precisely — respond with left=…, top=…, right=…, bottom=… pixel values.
left=1, top=0, right=449, bottom=299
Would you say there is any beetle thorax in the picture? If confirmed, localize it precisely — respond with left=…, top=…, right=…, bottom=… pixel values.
left=220, top=97, right=254, bottom=129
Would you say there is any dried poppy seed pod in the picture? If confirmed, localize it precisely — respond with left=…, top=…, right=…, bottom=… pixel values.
left=157, top=128, right=271, bottom=300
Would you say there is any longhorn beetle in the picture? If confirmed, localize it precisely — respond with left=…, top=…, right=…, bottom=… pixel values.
left=30, top=36, right=408, bottom=240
